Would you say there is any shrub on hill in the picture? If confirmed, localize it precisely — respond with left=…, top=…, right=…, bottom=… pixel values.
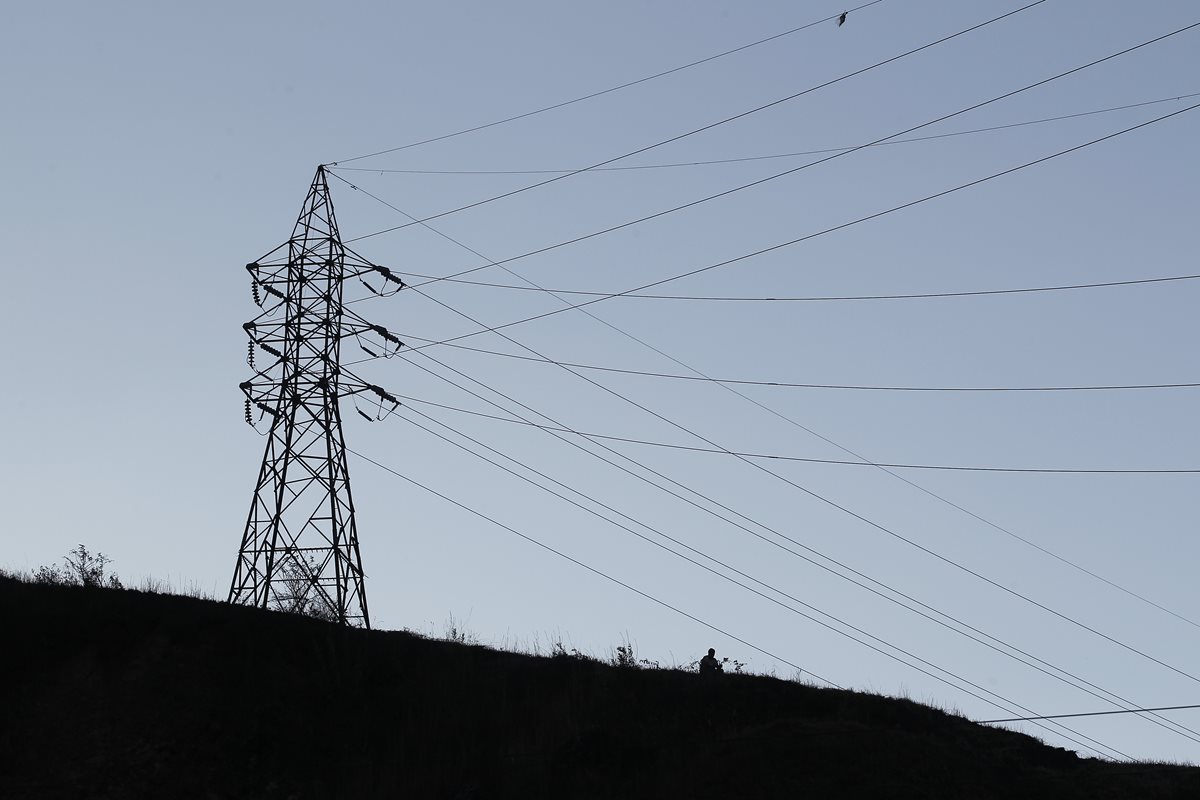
left=31, top=543, right=123, bottom=589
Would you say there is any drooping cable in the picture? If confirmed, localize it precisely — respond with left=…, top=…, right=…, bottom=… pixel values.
left=346, top=445, right=835, bottom=689
left=379, top=393, right=1200, bottom=474
left=349, top=102, right=1200, bottom=360
left=328, top=107, right=1200, bottom=657
left=400, top=277, right=1200, bottom=689
left=343, top=182, right=1200, bottom=633
left=333, top=103, right=1200, bottom=666
left=325, top=1, right=888, bottom=166
left=333, top=91, right=1200, bottom=176
left=374, top=336, right=1200, bottom=394
left=335, top=2, right=1051, bottom=244
left=333, top=106, right=1200, bottom=682
left=324, top=10, right=1200, bottom=743
left=334, top=159, right=1200, bottom=631
left=385, top=270, right=1200, bottom=304
left=338, top=17, right=1197, bottom=266
left=980, top=704, right=1200, bottom=725
left=372, top=346, right=1200, bottom=746
left=382, top=388, right=1200, bottom=747
left=350, top=433, right=1126, bottom=759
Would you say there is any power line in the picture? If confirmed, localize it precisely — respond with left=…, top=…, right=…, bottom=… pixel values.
left=386, top=271, right=1200, bottom=303
left=432, top=288, right=1200, bottom=650
left=331, top=102, right=1200, bottom=674
left=345, top=445, right=837, bottom=689
left=411, top=254, right=1198, bottom=635
left=333, top=98, right=1200, bottom=683
left=382, top=392, right=1200, bottom=474
left=385, top=349, right=1200, bottom=748
left=436, top=296, right=1200, bottom=648
left=336, top=123, right=1200, bottom=635
left=368, top=263, right=1200, bottom=646
left=397, top=272, right=1200, bottom=698
left=370, top=337, right=1200, bottom=394
left=340, top=16, right=1196, bottom=269
left=333, top=126, right=1200, bottom=671
left=980, top=705, right=1200, bottom=725
left=336, top=2, right=1050, bottom=244
left=319, top=23, right=1200, bottom=743
left=398, top=410, right=1147, bottom=762
left=331, top=91, right=1200, bottom=176
left=364, top=101, right=1200, bottom=358
left=400, top=263, right=1200, bottom=690
left=325, top=1, right=888, bottom=166
left=350, top=434, right=1128, bottom=762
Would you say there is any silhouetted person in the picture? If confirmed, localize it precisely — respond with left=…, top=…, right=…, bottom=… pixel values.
left=699, top=648, right=723, bottom=676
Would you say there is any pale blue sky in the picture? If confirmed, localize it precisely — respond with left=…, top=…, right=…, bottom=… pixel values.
left=3, top=0, right=1198, bottom=762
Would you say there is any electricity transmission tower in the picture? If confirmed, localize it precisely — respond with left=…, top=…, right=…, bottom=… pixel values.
left=231, top=165, right=404, bottom=627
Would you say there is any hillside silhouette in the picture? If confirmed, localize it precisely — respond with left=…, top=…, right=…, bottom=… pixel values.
left=2, top=575, right=1197, bottom=799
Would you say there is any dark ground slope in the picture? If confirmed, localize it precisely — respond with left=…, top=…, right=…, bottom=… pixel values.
left=1, top=576, right=1196, bottom=799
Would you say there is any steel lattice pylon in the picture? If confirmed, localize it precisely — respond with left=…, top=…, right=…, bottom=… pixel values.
left=231, top=166, right=405, bottom=627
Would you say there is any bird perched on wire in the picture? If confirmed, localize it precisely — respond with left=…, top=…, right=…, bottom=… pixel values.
left=838, top=11, right=848, bottom=26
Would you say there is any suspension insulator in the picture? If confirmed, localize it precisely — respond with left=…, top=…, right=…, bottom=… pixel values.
left=370, top=324, right=402, bottom=346
left=369, top=384, right=400, bottom=406
left=244, top=397, right=253, bottom=425
left=247, top=341, right=256, bottom=369
left=375, top=265, right=405, bottom=287
left=252, top=282, right=262, bottom=306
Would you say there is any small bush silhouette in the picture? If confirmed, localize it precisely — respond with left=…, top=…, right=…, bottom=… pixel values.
left=613, top=644, right=638, bottom=669
left=34, top=544, right=123, bottom=589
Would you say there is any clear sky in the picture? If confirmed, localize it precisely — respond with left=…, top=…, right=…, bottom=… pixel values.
left=3, top=0, right=1198, bottom=763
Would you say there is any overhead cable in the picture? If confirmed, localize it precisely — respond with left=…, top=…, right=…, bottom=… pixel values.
left=373, top=338, right=1200, bottom=393
left=362, top=101, right=1200, bottom=358
left=387, top=409, right=1133, bottom=758
left=386, top=271, right=1200, bottom=303
left=336, top=2, right=1050, bottom=244
left=980, top=704, right=1200, bottom=725
left=335, top=124, right=1200, bottom=633
left=390, top=349, right=1200, bottom=747
left=335, top=109, right=1200, bottom=655
left=346, top=445, right=837, bottom=689
left=335, top=98, right=1200, bottom=684
left=325, top=1, right=887, bottom=166
left=382, top=392, right=1200, bottom=474
left=399, top=273, right=1200, bottom=694
left=332, top=91, right=1200, bottom=176
left=339, top=15, right=1195, bottom=261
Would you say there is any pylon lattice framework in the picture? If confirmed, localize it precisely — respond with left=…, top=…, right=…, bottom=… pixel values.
left=231, top=166, right=405, bottom=627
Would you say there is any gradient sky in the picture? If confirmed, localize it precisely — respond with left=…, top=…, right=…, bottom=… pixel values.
left=4, top=0, right=1198, bottom=763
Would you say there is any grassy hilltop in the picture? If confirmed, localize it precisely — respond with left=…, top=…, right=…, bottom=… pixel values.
left=1, top=575, right=1197, bottom=799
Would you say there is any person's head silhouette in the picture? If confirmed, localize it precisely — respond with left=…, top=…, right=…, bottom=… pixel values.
left=707, top=648, right=715, bottom=657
